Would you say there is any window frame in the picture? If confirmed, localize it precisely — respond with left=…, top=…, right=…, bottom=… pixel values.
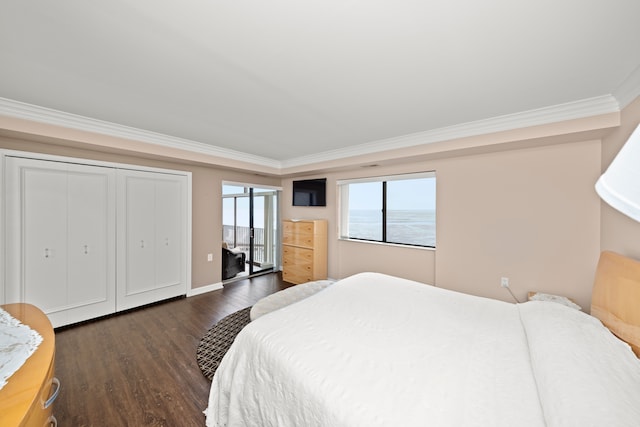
left=338, top=171, right=436, bottom=249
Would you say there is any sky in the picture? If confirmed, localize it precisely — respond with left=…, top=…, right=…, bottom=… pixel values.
left=222, top=185, right=275, bottom=227
left=348, top=178, right=436, bottom=211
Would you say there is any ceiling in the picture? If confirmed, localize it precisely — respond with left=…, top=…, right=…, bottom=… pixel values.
left=1, top=1, right=640, bottom=169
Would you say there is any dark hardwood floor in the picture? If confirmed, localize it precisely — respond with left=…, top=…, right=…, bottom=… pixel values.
left=53, top=272, right=291, bottom=426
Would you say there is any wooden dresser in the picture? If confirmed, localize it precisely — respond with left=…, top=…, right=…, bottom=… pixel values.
left=282, top=219, right=328, bottom=284
left=0, top=303, right=58, bottom=427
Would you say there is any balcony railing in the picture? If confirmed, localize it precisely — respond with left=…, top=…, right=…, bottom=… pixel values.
left=223, top=225, right=266, bottom=264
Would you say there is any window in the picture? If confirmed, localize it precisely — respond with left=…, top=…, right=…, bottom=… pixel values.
left=338, top=172, right=436, bottom=248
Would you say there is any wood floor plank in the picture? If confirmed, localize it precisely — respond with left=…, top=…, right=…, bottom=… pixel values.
left=53, top=273, right=291, bottom=426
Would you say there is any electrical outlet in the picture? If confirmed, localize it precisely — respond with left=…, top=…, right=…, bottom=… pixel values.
left=207, top=253, right=213, bottom=262
left=501, top=277, right=510, bottom=288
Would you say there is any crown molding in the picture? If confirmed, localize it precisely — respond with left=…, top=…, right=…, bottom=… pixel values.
left=281, top=95, right=620, bottom=168
left=613, top=64, right=640, bottom=110
left=0, top=94, right=623, bottom=172
left=0, top=97, right=281, bottom=169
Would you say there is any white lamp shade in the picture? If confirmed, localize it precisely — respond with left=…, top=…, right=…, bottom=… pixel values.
left=595, top=124, right=640, bottom=222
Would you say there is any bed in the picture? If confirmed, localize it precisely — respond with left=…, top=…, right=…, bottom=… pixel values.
left=205, top=251, right=640, bottom=426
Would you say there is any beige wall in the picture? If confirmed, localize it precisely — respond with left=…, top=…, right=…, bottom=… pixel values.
left=282, top=138, right=602, bottom=310
left=0, top=135, right=281, bottom=289
left=600, top=97, right=640, bottom=260
left=5, top=96, right=639, bottom=308
left=435, top=141, right=601, bottom=310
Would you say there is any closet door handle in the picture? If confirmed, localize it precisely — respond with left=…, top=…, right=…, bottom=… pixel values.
left=44, top=248, right=50, bottom=258
left=140, top=240, right=145, bottom=248
left=84, top=245, right=89, bottom=254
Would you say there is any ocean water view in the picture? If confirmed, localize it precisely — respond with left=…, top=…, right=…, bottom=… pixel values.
left=347, top=209, right=436, bottom=247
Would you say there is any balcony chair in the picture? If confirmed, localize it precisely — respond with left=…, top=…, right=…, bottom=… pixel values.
left=222, top=242, right=246, bottom=280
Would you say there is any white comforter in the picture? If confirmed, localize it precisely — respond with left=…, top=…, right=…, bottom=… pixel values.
left=205, top=272, right=640, bottom=427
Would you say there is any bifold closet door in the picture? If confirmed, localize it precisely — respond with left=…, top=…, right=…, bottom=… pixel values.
left=5, top=157, right=116, bottom=327
left=116, top=169, right=188, bottom=310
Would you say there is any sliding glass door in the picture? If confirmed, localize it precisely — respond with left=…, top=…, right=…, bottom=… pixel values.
left=222, top=184, right=279, bottom=279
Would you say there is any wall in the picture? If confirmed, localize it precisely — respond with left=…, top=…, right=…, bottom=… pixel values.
left=282, top=171, right=436, bottom=285
left=1, top=101, right=624, bottom=308
left=435, top=140, right=601, bottom=310
left=282, top=138, right=602, bottom=310
left=600, top=96, right=640, bottom=260
left=0, top=135, right=281, bottom=290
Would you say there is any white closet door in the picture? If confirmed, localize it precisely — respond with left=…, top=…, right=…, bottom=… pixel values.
left=22, top=167, right=68, bottom=310
left=155, top=177, right=183, bottom=288
left=122, top=175, right=157, bottom=295
left=67, top=169, right=115, bottom=318
left=5, top=157, right=116, bottom=327
left=117, top=170, right=187, bottom=310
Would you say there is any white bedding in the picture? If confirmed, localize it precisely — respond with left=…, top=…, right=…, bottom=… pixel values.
left=205, top=272, right=640, bottom=427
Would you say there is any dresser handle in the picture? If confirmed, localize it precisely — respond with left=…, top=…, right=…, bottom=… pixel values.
left=43, top=377, right=60, bottom=409
left=46, top=415, right=58, bottom=426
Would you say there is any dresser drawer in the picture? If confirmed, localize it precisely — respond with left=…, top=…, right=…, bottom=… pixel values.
left=282, top=221, right=316, bottom=248
left=282, top=221, right=315, bottom=235
left=282, top=269, right=313, bottom=284
left=22, top=358, right=59, bottom=426
left=283, top=246, right=313, bottom=266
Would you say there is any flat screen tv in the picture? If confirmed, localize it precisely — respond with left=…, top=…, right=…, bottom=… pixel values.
left=293, top=178, right=326, bottom=206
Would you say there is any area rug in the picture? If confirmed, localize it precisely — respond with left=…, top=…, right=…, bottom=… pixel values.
left=196, top=306, right=252, bottom=380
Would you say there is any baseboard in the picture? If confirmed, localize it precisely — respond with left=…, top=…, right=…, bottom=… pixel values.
left=187, top=282, right=223, bottom=297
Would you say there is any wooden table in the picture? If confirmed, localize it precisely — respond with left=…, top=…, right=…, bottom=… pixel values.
left=0, top=303, right=58, bottom=426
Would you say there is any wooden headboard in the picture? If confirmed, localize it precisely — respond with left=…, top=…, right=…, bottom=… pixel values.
left=591, top=251, right=640, bottom=357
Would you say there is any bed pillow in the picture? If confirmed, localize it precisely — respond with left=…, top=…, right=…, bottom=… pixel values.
left=518, top=301, right=640, bottom=427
